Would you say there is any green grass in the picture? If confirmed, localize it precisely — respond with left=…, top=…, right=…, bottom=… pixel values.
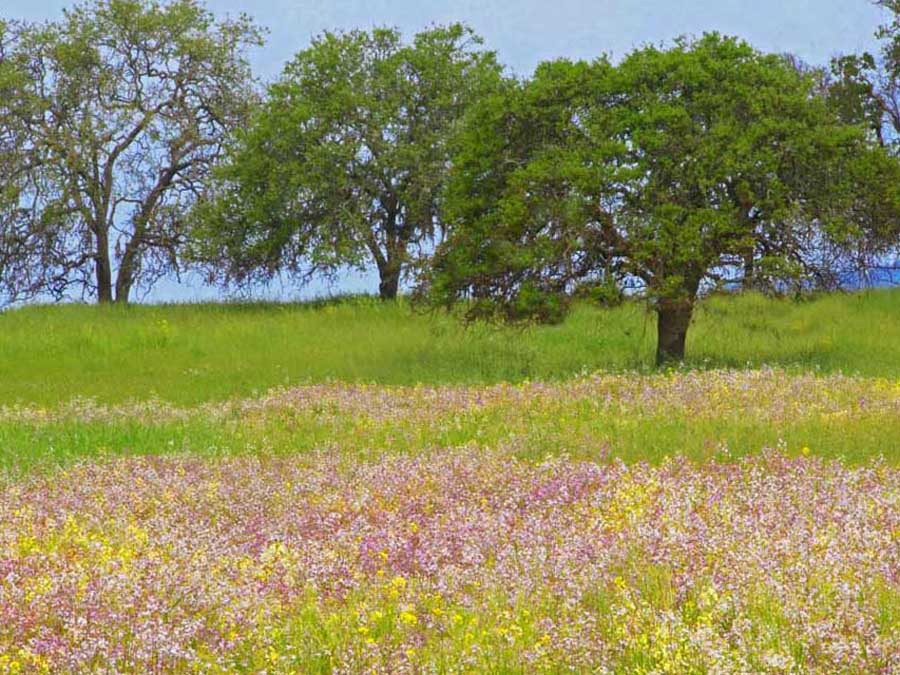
left=2, top=368, right=899, bottom=476
left=2, top=291, right=899, bottom=671
left=1, top=289, right=899, bottom=406
left=1, top=288, right=899, bottom=476
left=3, top=404, right=898, bottom=477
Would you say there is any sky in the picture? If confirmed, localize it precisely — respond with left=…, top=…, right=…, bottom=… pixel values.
left=3, top=0, right=890, bottom=302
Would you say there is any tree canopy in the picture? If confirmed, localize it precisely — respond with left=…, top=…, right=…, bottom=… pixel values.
left=426, top=34, right=900, bottom=363
left=0, top=19, right=51, bottom=302
left=1, top=0, right=899, bottom=345
left=0, top=0, right=262, bottom=304
left=191, top=24, right=505, bottom=299
left=830, top=0, right=900, bottom=149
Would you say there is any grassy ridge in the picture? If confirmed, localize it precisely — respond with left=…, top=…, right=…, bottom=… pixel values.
left=1, top=289, right=899, bottom=406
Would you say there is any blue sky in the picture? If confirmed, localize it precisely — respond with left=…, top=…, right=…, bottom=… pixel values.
left=5, top=0, right=889, bottom=301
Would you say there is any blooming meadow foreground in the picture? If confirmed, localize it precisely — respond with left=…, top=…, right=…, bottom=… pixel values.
left=1, top=371, right=899, bottom=672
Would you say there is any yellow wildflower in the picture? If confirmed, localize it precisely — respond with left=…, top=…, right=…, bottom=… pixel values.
left=399, top=610, right=418, bottom=626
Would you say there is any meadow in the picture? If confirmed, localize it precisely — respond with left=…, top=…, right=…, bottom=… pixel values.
left=2, top=289, right=899, bottom=407
left=1, top=290, right=899, bottom=672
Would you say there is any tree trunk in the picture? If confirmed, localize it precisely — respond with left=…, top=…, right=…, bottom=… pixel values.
left=377, top=258, right=401, bottom=300
left=95, top=229, right=114, bottom=304
left=114, top=257, right=136, bottom=304
left=743, top=251, right=755, bottom=290
left=114, top=277, right=133, bottom=304
left=655, top=299, right=694, bottom=365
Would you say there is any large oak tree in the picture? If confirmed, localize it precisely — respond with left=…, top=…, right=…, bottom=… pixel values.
left=426, top=34, right=900, bottom=364
left=192, top=24, right=505, bottom=300
left=0, top=0, right=262, bottom=304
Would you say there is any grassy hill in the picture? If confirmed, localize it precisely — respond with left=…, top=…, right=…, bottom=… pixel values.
left=1, top=288, right=898, bottom=406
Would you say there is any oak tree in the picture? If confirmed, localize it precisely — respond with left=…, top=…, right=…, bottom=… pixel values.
left=192, top=24, right=504, bottom=299
left=426, top=35, right=900, bottom=364
left=0, top=0, right=262, bottom=304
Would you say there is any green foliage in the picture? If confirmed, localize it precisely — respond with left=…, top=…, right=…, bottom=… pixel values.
left=828, top=52, right=883, bottom=137
left=191, top=24, right=505, bottom=299
left=428, top=34, right=900, bottom=362
left=0, top=0, right=262, bottom=304
left=826, top=1, right=900, bottom=263
left=0, top=19, right=48, bottom=302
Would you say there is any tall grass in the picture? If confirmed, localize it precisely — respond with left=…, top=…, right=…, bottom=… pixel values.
left=1, top=289, right=898, bottom=406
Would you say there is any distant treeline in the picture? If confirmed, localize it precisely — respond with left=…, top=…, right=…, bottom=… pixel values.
left=2, top=0, right=900, bottom=362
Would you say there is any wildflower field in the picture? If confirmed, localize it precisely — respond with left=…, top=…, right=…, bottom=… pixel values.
left=1, top=365, right=900, bottom=673
left=1, top=294, right=900, bottom=673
